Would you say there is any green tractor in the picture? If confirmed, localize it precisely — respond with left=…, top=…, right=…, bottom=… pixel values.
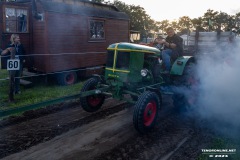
left=80, top=42, right=196, bottom=134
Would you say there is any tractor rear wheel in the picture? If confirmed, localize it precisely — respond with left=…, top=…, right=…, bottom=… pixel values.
left=172, top=94, right=190, bottom=112
left=133, top=91, right=160, bottom=134
left=80, top=78, right=105, bottom=112
left=172, top=62, right=198, bottom=111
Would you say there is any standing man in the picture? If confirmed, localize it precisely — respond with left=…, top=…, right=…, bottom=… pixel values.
left=159, top=27, right=183, bottom=73
left=1, top=34, right=25, bottom=94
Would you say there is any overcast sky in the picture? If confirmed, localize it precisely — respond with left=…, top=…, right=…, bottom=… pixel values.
left=109, top=0, right=240, bottom=21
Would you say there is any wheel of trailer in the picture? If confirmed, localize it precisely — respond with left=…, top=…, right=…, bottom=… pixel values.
left=80, top=78, right=105, bottom=112
left=57, top=71, right=77, bottom=85
left=133, top=91, right=160, bottom=134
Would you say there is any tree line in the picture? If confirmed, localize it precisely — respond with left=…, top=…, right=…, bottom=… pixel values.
left=91, top=0, right=240, bottom=37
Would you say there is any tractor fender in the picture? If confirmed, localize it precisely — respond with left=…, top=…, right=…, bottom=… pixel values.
left=170, top=56, right=194, bottom=76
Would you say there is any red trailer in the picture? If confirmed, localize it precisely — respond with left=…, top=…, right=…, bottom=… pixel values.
left=0, top=0, right=130, bottom=85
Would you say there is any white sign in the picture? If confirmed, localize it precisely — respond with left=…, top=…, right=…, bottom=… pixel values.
left=7, top=59, right=20, bottom=70
left=201, top=149, right=236, bottom=158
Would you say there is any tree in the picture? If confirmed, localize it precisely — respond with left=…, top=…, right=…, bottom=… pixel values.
left=215, top=11, right=232, bottom=31
left=178, top=16, right=193, bottom=34
left=233, top=12, right=240, bottom=34
left=191, top=17, right=205, bottom=31
left=170, top=20, right=179, bottom=32
left=178, top=16, right=192, bottom=29
left=156, top=20, right=170, bottom=34
left=202, top=9, right=218, bottom=31
left=111, top=1, right=238, bottom=37
left=113, top=0, right=156, bottom=39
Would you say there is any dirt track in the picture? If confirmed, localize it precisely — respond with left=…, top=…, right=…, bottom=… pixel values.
left=0, top=95, right=216, bottom=160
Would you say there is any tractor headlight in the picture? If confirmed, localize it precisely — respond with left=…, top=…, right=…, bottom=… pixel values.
left=141, top=69, right=148, bottom=77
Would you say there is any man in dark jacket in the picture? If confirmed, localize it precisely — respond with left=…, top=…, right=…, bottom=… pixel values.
left=159, top=27, right=183, bottom=73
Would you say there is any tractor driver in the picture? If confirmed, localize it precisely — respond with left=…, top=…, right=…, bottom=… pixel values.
left=157, top=27, right=183, bottom=73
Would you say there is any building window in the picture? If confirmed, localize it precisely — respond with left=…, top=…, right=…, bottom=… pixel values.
left=89, top=20, right=105, bottom=39
left=4, top=7, right=28, bottom=33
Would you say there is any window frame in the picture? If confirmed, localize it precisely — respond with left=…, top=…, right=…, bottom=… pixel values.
left=88, top=19, right=106, bottom=42
left=116, top=51, right=130, bottom=70
left=3, top=5, right=29, bottom=33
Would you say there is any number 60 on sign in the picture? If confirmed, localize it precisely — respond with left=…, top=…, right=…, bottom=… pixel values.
left=7, top=59, right=20, bottom=70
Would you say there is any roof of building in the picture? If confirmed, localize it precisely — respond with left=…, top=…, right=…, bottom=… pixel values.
left=39, top=0, right=129, bottom=20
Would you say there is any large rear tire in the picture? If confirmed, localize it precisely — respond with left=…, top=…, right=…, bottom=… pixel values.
left=133, top=91, right=160, bottom=134
left=172, top=62, right=198, bottom=111
left=80, top=78, right=105, bottom=112
left=172, top=94, right=190, bottom=112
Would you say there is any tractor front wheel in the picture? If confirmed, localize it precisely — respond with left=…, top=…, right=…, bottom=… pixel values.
left=80, top=78, right=105, bottom=112
left=133, top=91, right=160, bottom=134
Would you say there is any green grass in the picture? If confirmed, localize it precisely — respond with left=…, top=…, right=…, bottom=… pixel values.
left=0, top=69, right=84, bottom=110
left=0, top=69, right=9, bottom=108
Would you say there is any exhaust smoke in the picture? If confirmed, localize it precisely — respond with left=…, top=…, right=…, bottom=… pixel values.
left=194, top=37, right=240, bottom=138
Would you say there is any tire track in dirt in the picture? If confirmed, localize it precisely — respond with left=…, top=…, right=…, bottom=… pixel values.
left=94, top=107, right=213, bottom=160
left=2, top=108, right=136, bottom=160
left=0, top=98, right=128, bottom=159
left=94, top=110, right=196, bottom=160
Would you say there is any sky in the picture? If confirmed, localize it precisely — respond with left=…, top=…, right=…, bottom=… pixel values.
left=109, top=0, right=240, bottom=21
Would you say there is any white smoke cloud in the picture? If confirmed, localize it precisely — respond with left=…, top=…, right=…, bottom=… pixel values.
left=195, top=37, right=240, bottom=138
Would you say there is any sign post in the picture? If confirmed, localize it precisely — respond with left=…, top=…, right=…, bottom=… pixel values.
left=7, top=48, right=17, bottom=102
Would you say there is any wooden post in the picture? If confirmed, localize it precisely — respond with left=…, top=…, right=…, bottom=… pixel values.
left=216, top=25, right=221, bottom=45
left=9, top=48, right=16, bottom=102
left=195, top=26, right=200, bottom=54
